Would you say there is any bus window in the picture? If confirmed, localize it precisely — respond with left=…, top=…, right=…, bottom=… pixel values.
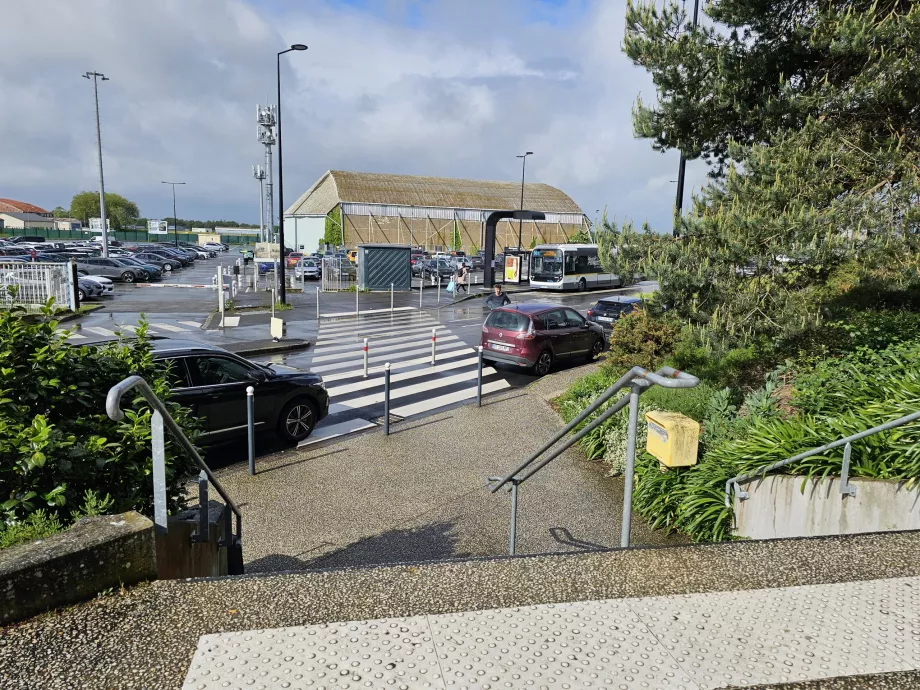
left=532, top=249, right=562, bottom=279
left=587, top=254, right=604, bottom=274
left=564, top=253, right=577, bottom=274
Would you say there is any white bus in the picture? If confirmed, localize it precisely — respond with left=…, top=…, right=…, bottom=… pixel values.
left=529, top=244, right=622, bottom=291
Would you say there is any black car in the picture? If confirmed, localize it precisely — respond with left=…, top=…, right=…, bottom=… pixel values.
left=422, top=259, right=454, bottom=281
left=586, top=296, right=641, bottom=329
left=152, top=340, right=328, bottom=443
left=134, top=251, right=185, bottom=270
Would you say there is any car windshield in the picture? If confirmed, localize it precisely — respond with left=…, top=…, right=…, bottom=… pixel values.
left=531, top=249, right=562, bottom=278
left=485, top=310, right=530, bottom=332
left=598, top=300, right=635, bottom=314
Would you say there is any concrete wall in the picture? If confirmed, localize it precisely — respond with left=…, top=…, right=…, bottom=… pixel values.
left=735, top=475, right=920, bottom=540
left=0, top=511, right=156, bottom=625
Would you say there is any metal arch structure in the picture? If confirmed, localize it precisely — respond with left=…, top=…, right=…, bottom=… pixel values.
left=483, top=210, right=545, bottom=288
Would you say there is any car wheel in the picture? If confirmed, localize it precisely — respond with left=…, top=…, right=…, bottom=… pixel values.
left=163, top=263, right=172, bottom=271
left=78, top=288, right=86, bottom=301
left=121, top=271, right=135, bottom=283
left=533, top=350, right=553, bottom=376
left=278, top=398, right=317, bottom=442
left=589, top=338, right=605, bottom=361
left=577, top=278, right=587, bottom=292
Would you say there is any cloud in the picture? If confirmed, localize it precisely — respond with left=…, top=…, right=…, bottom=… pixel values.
left=0, top=0, right=709, bottom=230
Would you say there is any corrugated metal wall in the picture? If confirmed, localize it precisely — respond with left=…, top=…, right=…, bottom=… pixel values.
left=358, top=245, right=412, bottom=291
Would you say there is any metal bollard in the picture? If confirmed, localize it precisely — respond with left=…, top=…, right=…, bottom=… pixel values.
left=419, top=272, right=424, bottom=308
left=477, top=345, right=484, bottom=406
left=383, top=362, right=391, bottom=436
left=363, top=338, right=369, bottom=377
left=316, top=286, right=320, bottom=318
left=438, top=275, right=441, bottom=303
left=355, top=284, right=359, bottom=315
left=431, top=328, right=437, bottom=365
left=246, top=386, right=256, bottom=475
left=390, top=282, right=394, bottom=312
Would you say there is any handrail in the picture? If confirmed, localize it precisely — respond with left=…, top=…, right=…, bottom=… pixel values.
left=489, top=365, right=699, bottom=493
left=488, top=365, right=699, bottom=553
left=725, top=409, right=920, bottom=509
left=106, top=375, right=243, bottom=536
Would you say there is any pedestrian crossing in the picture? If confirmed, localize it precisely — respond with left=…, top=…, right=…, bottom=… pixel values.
left=62, top=319, right=203, bottom=340
left=305, top=309, right=510, bottom=421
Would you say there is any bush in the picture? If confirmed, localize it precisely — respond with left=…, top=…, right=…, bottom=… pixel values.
left=605, top=309, right=680, bottom=372
left=0, top=301, right=198, bottom=525
left=0, top=510, right=62, bottom=549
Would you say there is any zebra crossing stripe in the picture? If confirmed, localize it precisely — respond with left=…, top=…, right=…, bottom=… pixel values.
left=320, top=306, right=417, bottom=318
left=390, top=379, right=510, bottom=418
left=149, top=322, right=191, bottom=332
left=315, top=317, right=443, bottom=340
left=330, top=368, right=498, bottom=410
left=310, top=334, right=461, bottom=363
left=314, top=325, right=448, bottom=350
left=180, top=320, right=203, bottom=328
left=326, top=356, right=480, bottom=395
left=83, top=326, right=119, bottom=337
left=118, top=324, right=139, bottom=333
left=66, top=332, right=87, bottom=340
left=308, top=341, right=470, bottom=373
left=320, top=348, right=472, bottom=382
left=316, top=313, right=436, bottom=338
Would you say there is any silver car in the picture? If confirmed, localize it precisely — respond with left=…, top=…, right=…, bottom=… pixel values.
left=75, top=257, right=146, bottom=283
left=294, top=259, right=321, bottom=280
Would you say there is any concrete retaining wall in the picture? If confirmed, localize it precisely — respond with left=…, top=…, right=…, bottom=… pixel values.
left=0, top=511, right=155, bottom=625
left=735, top=475, right=920, bottom=540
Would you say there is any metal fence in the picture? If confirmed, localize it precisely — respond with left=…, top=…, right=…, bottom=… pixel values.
left=0, top=261, right=76, bottom=310
left=321, top=256, right=357, bottom=292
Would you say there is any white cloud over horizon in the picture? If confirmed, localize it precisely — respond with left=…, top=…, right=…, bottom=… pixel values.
left=0, top=0, right=709, bottom=230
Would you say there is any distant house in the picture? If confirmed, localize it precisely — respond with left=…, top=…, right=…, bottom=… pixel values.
left=0, top=212, right=54, bottom=230
left=0, top=199, right=52, bottom=217
left=54, top=217, right=83, bottom=231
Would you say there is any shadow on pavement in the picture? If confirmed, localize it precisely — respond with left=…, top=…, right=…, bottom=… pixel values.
left=548, top=526, right=609, bottom=551
left=303, top=520, right=471, bottom=570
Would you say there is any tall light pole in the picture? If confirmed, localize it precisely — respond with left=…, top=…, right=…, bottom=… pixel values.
left=83, top=71, right=110, bottom=258
left=276, top=43, right=308, bottom=304
left=161, top=182, right=185, bottom=247
left=673, top=0, right=700, bottom=237
left=516, top=151, right=533, bottom=250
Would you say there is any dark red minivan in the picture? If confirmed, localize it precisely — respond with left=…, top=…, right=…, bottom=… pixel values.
left=481, top=304, right=606, bottom=375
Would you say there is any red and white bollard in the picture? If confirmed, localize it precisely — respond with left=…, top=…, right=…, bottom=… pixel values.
left=431, top=328, right=437, bottom=365
left=363, top=337, right=369, bottom=377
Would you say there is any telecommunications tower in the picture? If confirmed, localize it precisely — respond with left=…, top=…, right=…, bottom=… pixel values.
left=256, top=104, right=276, bottom=243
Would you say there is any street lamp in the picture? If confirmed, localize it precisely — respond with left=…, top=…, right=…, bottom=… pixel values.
left=276, top=43, right=308, bottom=304
left=83, top=71, right=110, bottom=257
left=516, top=151, right=533, bottom=251
left=673, top=0, right=700, bottom=237
left=161, top=182, right=185, bottom=247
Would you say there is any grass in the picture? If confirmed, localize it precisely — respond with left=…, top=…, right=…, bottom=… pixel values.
left=0, top=511, right=63, bottom=550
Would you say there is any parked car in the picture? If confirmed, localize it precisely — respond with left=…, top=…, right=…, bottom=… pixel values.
left=293, top=259, right=321, bottom=280
left=201, top=242, right=228, bottom=252
left=586, top=296, right=641, bottom=329
left=286, top=251, right=304, bottom=268
left=75, top=257, right=147, bottom=283
left=466, top=255, right=484, bottom=269
left=422, top=259, right=454, bottom=281
left=151, top=340, right=329, bottom=443
left=117, top=257, right=163, bottom=280
left=76, top=275, right=114, bottom=296
left=133, top=252, right=182, bottom=272
left=77, top=278, right=104, bottom=301
left=139, top=248, right=191, bottom=267
left=480, top=304, right=606, bottom=376
left=8, top=236, right=46, bottom=244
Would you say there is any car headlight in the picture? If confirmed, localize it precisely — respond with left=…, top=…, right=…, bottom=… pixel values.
left=316, top=378, right=326, bottom=390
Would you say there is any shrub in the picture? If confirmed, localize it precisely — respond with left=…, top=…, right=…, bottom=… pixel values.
left=0, top=301, right=198, bottom=524
left=0, top=510, right=62, bottom=549
left=605, top=309, right=680, bottom=372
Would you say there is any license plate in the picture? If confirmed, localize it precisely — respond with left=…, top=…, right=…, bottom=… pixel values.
left=598, top=316, right=613, bottom=322
left=492, top=344, right=512, bottom=352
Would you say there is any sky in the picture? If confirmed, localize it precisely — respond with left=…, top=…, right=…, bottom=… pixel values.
left=0, top=0, right=708, bottom=230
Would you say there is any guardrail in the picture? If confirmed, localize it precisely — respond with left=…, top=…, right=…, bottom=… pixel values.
left=725, top=409, right=920, bottom=515
left=106, top=375, right=243, bottom=574
left=488, top=365, right=699, bottom=554
left=0, top=261, right=77, bottom=310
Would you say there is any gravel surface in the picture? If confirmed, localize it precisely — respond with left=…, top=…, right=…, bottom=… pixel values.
left=2, top=531, right=920, bottom=689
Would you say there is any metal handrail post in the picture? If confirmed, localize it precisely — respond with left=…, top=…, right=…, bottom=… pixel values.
left=477, top=346, right=484, bottom=406
left=620, top=382, right=643, bottom=548
left=246, top=386, right=256, bottom=476
left=390, top=282, right=394, bottom=312
left=151, top=410, right=167, bottom=535
left=384, top=363, right=391, bottom=436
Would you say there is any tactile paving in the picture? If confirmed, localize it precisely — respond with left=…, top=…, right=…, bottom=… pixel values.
left=182, top=576, right=920, bottom=690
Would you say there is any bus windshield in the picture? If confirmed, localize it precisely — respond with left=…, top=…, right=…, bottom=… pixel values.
left=531, top=249, right=562, bottom=279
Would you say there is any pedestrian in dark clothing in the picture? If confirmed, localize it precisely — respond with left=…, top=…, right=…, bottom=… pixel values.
left=483, top=284, right=511, bottom=310
left=456, top=264, right=468, bottom=294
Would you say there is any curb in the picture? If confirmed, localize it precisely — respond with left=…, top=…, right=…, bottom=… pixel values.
left=53, top=304, right=107, bottom=322
left=441, top=286, right=532, bottom=306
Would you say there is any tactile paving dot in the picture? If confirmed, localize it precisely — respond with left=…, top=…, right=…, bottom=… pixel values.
left=182, top=616, right=442, bottom=690
left=628, top=578, right=917, bottom=689
left=427, top=599, right=698, bottom=689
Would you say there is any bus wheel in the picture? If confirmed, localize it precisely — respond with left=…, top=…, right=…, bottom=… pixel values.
left=577, top=278, right=586, bottom=292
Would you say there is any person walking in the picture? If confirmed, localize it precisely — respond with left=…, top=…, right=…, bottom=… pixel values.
left=483, top=283, right=511, bottom=310
left=455, top=263, right=469, bottom=294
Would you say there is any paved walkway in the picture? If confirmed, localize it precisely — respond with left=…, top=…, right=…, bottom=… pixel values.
left=183, top=574, right=920, bottom=689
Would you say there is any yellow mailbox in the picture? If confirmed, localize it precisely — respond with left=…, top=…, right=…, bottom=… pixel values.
left=645, top=410, right=700, bottom=468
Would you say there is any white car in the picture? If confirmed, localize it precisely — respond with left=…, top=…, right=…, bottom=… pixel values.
left=79, top=275, right=115, bottom=295
left=201, top=242, right=227, bottom=252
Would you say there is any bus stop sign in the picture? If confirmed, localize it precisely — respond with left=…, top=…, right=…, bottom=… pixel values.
left=483, top=210, right=545, bottom=288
